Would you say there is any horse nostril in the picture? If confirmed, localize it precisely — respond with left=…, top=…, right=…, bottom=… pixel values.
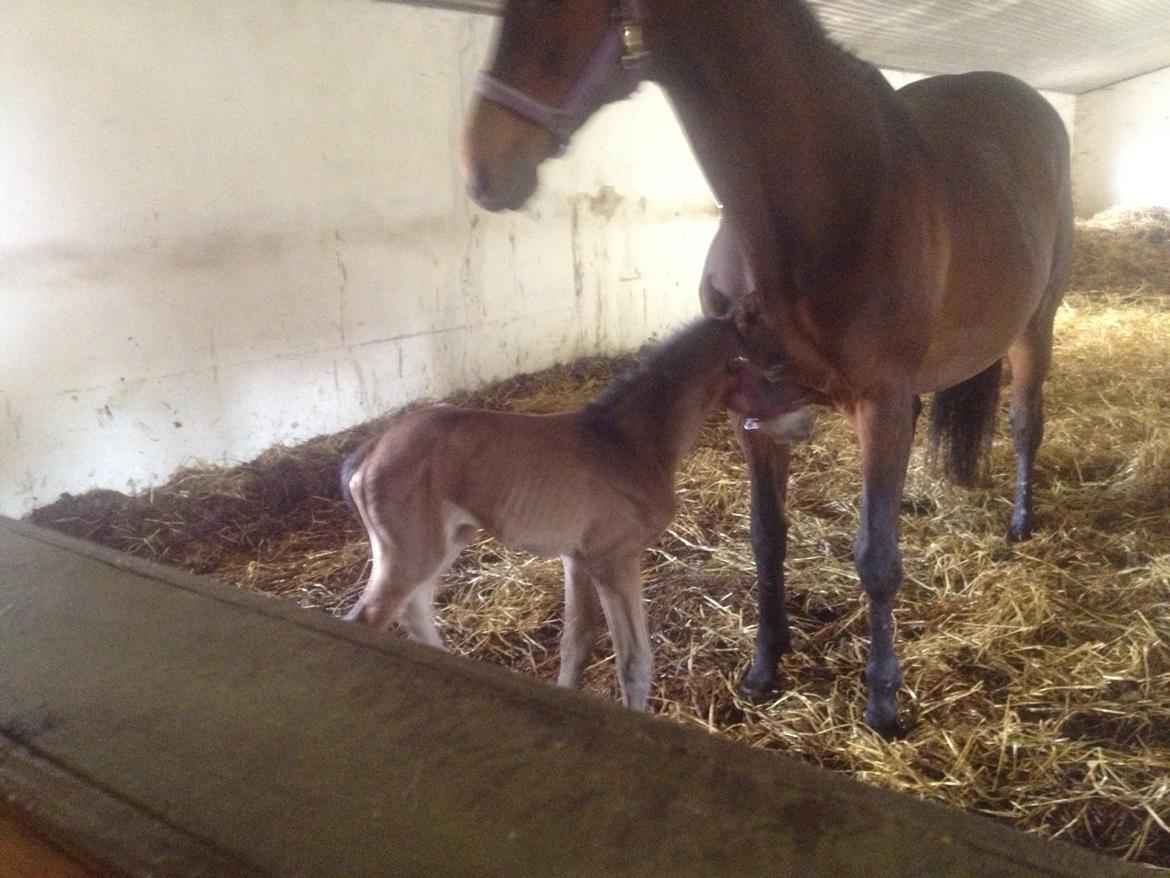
left=461, top=150, right=490, bottom=199
left=466, top=167, right=500, bottom=211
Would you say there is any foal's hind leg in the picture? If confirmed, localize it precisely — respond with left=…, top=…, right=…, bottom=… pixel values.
left=735, top=421, right=794, bottom=700
left=397, top=581, right=446, bottom=649
left=558, top=555, right=604, bottom=689
left=1006, top=304, right=1058, bottom=542
left=344, top=508, right=471, bottom=648
left=344, top=536, right=450, bottom=645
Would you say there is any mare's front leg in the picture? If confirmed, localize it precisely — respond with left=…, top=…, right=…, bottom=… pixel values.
left=851, top=391, right=915, bottom=737
left=593, top=554, right=652, bottom=711
left=557, top=555, right=603, bottom=689
left=736, top=422, right=794, bottom=699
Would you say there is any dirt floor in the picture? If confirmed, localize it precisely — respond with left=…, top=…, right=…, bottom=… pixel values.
left=31, top=208, right=1170, bottom=869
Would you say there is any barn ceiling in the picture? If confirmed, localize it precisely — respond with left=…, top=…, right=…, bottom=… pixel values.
left=811, top=0, right=1170, bottom=93
left=421, top=0, right=1170, bottom=94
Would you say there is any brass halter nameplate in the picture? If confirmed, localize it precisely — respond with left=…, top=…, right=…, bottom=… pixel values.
left=621, top=22, right=649, bottom=68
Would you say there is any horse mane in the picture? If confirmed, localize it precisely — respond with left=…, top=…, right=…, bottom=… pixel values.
left=773, top=0, right=896, bottom=96
left=584, top=318, right=735, bottom=419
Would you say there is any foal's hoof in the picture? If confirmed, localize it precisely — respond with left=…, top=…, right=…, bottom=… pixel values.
left=738, top=664, right=781, bottom=702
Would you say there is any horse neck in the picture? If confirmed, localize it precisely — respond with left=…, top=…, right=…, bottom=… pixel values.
left=587, top=326, right=735, bottom=476
left=649, top=0, right=899, bottom=280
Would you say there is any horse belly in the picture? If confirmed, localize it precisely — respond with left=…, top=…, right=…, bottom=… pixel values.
left=488, top=481, right=595, bottom=559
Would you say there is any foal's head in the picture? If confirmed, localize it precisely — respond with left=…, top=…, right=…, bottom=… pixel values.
left=461, top=0, right=647, bottom=210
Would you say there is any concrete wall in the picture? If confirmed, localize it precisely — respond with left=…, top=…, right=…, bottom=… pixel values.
left=1073, top=66, right=1170, bottom=217
left=0, top=0, right=718, bottom=516
left=0, top=1, right=1077, bottom=517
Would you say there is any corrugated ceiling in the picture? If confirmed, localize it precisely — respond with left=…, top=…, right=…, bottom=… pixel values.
left=416, top=0, right=1170, bottom=94
left=811, top=0, right=1170, bottom=93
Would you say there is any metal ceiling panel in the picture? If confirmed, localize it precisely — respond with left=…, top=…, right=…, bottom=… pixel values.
left=406, top=0, right=1170, bottom=94
left=811, top=0, right=1170, bottom=93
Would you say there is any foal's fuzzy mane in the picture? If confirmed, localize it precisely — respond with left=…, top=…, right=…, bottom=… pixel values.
left=584, top=318, right=736, bottom=417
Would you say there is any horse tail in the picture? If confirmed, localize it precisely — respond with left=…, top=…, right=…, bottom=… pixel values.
left=928, top=360, right=1003, bottom=488
left=339, top=438, right=374, bottom=517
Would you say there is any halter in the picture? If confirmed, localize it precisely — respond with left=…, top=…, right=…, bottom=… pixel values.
left=473, top=0, right=650, bottom=152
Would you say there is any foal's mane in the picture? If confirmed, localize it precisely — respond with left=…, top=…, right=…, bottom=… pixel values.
left=585, top=319, right=734, bottom=419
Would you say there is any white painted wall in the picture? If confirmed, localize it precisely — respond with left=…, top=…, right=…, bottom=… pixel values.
left=0, top=0, right=1077, bottom=516
left=0, top=0, right=719, bottom=516
left=1073, top=66, right=1170, bottom=217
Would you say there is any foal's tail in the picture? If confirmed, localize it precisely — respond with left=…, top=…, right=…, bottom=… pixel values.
left=928, top=360, right=1003, bottom=488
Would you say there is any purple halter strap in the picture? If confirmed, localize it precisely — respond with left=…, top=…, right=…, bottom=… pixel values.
left=474, top=0, right=650, bottom=151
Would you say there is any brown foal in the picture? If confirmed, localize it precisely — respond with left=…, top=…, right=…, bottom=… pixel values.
left=341, top=316, right=787, bottom=710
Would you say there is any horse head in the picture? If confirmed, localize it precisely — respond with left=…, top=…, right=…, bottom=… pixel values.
left=461, top=0, right=649, bottom=211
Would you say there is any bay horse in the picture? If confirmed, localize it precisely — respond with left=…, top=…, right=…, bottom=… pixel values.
left=341, top=316, right=786, bottom=711
left=460, top=0, right=1073, bottom=735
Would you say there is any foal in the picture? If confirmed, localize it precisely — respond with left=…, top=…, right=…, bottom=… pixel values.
left=341, top=317, right=780, bottom=710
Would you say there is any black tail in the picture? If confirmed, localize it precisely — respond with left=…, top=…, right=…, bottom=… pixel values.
left=928, top=360, right=1003, bottom=488
left=339, top=440, right=373, bottom=516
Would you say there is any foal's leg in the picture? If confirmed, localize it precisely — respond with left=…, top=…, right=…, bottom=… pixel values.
left=344, top=506, right=465, bottom=648
left=557, top=555, right=604, bottom=689
left=735, top=421, right=794, bottom=699
left=851, top=391, right=916, bottom=737
left=593, top=554, right=653, bottom=711
left=1006, top=307, right=1057, bottom=542
left=397, top=581, right=446, bottom=649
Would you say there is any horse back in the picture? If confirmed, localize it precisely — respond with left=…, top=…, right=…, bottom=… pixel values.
left=899, top=72, right=1068, bottom=166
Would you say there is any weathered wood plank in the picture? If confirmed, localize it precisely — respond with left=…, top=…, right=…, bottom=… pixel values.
left=0, top=517, right=1145, bottom=878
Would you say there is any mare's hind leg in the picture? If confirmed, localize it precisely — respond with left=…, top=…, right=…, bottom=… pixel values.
left=736, top=420, right=794, bottom=700
left=593, top=554, right=652, bottom=711
left=557, top=555, right=604, bottom=689
left=1007, top=303, right=1058, bottom=541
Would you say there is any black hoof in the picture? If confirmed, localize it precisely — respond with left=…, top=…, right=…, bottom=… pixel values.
left=863, top=707, right=907, bottom=740
left=1008, top=512, right=1032, bottom=543
left=739, top=665, right=780, bottom=702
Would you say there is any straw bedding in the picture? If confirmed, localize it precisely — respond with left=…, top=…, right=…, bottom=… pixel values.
left=32, top=209, right=1170, bottom=869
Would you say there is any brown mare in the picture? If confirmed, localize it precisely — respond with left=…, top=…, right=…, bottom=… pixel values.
left=460, top=0, right=1073, bottom=735
left=341, top=317, right=781, bottom=710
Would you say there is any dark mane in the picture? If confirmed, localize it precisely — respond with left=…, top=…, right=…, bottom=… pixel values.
left=584, top=318, right=735, bottom=417
left=778, top=0, right=896, bottom=97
